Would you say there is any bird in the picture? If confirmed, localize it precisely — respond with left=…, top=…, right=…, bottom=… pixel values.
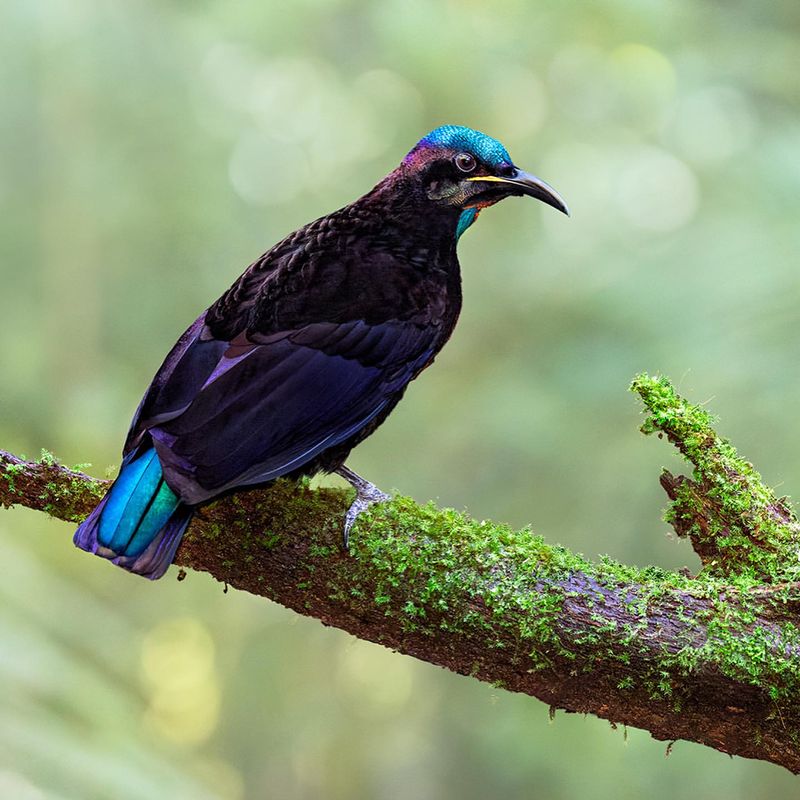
left=73, top=124, right=568, bottom=580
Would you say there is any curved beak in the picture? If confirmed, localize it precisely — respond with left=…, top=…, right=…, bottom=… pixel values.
left=468, top=169, right=570, bottom=216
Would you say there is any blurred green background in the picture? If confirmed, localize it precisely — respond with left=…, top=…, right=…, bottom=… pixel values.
left=3, top=0, right=800, bottom=797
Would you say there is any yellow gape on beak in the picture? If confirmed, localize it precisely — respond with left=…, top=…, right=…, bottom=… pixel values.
left=467, top=171, right=569, bottom=215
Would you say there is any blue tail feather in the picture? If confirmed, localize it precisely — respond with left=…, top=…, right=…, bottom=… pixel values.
left=74, top=448, right=191, bottom=580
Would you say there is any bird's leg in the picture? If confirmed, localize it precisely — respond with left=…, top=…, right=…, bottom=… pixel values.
left=335, top=464, right=391, bottom=549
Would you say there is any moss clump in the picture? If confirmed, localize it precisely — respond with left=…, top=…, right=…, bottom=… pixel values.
left=340, top=497, right=694, bottom=678
left=2, top=451, right=105, bottom=520
left=656, top=585, right=800, bottom=703
left=2, top=462, right=25, bottom=495
left=340, top=495, right=586, bottom=651
left=40, top=465, right=106, bottom=523
left=631, top=374, right=800, bottom=583
left=197, top=479, right=343, bottom=546
left=326, top=492, right=800, bottom=709
left=38, top=449, right=58, bottom=468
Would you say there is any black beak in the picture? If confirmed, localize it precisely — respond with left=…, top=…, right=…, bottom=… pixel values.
left=468, top=169, right=570, bottom=216
left=506, top=169, right=569, bottom=215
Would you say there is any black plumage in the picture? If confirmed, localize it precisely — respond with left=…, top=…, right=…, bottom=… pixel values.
left=74, top=125, right=567, bottom=578
left=131, top=194, right=460, bottom=500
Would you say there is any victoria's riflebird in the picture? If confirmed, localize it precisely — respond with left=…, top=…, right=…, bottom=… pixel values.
left=74, top=125, right=568, bottom=579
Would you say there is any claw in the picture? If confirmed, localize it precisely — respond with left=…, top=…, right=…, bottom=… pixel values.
left=336, top=465, right=391, bottom=548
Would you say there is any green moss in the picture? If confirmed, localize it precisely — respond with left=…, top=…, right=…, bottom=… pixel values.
left=7, top=374, right=798, bottom=717
left=341, top=498, right=660, bottom=680
left=309, top=487, right=800, bottom=708
left=342, top=496, right=586, bottom=654
left=42, top=468, right=106, bottom=522
left=2, top=462, right=25, bottom=494
left=659, top=591, right=800, bottom=702
left=193, top=479, right=344, bottom=550
left=38, top=449, right=58, bottom=468
left=631, top=374, right=800, bottom=583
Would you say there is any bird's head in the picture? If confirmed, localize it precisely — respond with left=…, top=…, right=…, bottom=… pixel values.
left=401, top=125, right=568, bottom=238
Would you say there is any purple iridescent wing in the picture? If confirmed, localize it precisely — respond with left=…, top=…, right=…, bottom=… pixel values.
left=124, top=314, right=436, bottom=504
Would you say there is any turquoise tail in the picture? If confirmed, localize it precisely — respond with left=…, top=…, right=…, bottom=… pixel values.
left=74, top=448, right=192, bottom=580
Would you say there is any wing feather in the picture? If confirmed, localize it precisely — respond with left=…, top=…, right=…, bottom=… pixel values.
left=127, top=315, right=437, bottom=504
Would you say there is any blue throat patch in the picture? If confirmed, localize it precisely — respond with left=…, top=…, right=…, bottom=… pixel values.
left=456, top=207, right=479, bottom=239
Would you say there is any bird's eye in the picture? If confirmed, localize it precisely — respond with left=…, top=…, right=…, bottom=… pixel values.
left=454, top=153, right=476, bottom=173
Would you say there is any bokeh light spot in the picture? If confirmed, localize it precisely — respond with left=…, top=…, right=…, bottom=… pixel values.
left=488, top=67, right=549, bottom=142
left=615, top=146, right=699, bottom=232
left=228, top=130, right=310, bottom=206
left=548, top=45, right=617, bottom=123
left=0, top=770, right=45, bottom=800
left=610, top=43, right=676, bottom=127
left=140, top=617, right=221, bottom=745
left=336, top=640, right=414, bottom=717
left=667, top=86, right=757, bottom=164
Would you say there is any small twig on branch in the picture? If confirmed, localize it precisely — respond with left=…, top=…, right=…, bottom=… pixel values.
left=3, top=375, right=800, bottom=772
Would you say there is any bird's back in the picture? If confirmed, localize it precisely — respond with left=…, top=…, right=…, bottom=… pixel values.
left=125, top=192, right=464, bottom=503
left=208, top=194, right=463, bottom=340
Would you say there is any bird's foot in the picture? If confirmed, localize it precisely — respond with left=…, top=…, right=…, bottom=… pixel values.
left=335, top=464, right=391, bottom=549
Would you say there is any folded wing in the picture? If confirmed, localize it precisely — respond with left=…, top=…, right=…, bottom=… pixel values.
left=124, top=314, right=437, bottom=504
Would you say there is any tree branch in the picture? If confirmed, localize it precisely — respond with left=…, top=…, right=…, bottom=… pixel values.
left=4, top=375, right=800, bottom=772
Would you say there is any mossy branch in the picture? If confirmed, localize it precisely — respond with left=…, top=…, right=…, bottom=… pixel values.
left=4, top=375, right=800, bottom=772
left=631, top=375, right=800, bottom=582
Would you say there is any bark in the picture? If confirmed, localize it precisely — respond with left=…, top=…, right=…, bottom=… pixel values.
left=3, top=375, right=800, bottom=772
